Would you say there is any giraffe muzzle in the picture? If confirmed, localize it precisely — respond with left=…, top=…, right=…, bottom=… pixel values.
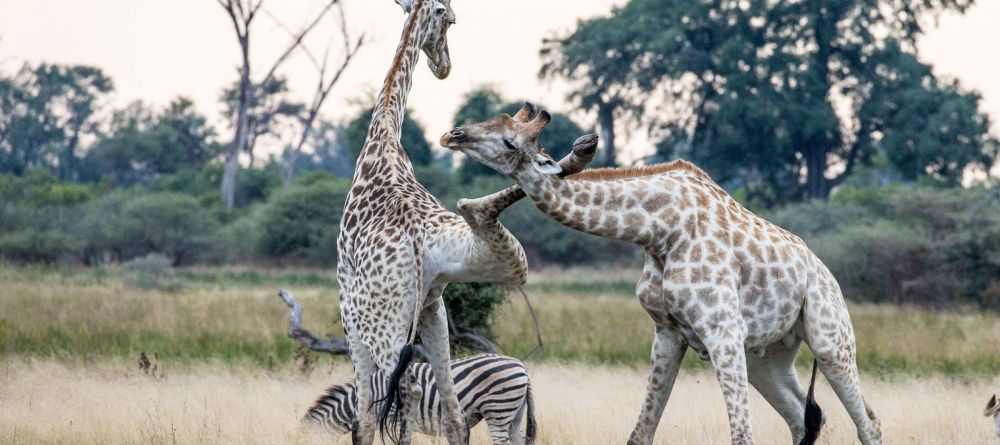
left=441, top=129, right=466, bottom=148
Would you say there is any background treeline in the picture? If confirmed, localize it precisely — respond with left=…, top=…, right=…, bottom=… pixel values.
left=3, top=0, right=1000, bottom=312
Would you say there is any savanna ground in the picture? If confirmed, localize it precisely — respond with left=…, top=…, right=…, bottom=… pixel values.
left=1, top=265, right=998, bottom=444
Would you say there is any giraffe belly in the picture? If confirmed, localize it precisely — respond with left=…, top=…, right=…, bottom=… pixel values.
left=662, top=289, right=805, bottom=361
left=738, top=282, right=807, bottom=350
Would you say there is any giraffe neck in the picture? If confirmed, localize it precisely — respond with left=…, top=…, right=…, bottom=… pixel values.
left=512, top=169, right=681, bottom=245
left=367, top=0, right=433, bottom=149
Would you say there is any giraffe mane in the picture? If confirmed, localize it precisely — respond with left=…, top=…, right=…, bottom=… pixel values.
left=382, top=0, right=426, bottom=109
left=565, top=159, right=711, bottom=182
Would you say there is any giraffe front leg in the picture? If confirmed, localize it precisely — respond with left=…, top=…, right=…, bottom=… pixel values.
left=699, top=303, right=755, bottom=445
left=627, top=325, right=687, bottom=445
left=418, top=298, right=470, bottom=445
left=629, top=253, right=687, bottom=445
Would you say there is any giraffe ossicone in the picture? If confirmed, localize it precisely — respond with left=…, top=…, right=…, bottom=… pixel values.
left=443, top=103, right=884, bottom=445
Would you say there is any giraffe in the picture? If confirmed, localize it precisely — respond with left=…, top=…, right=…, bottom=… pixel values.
left=440, top=104, right=884, bottom=445
left=337, top=12, right=597, bottom=439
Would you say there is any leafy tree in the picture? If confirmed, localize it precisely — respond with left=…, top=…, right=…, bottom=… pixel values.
left=76, top=191, right=221, bottom=265
left=342, top=105, right=433, bottom=166
left=280, top=120, right=355, bottom=180
left=221, top=77, right=303, bottom=166
left=89, top=99, right=221, bottom=184
left=542, top=0, right=996, bottom=205
left=0, top=63, right=112, bottom=179
left=452, top=87, right=589, bottom=183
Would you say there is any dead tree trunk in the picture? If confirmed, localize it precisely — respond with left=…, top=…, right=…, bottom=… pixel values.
left=216, top=0, right=340, bottom=208
left=277, top=289, right=350, bottom=355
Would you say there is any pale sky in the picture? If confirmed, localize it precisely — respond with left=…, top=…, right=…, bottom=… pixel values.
left=1, top=0, right=998, bottom=164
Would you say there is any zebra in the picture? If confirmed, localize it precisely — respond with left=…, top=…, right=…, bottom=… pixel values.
left=304, top=354, right=536, bottom=445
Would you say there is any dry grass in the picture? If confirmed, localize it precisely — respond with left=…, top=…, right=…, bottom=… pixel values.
left=2, top=266, right=999, bottom=374
left=0, top=359, right=996, bottom=445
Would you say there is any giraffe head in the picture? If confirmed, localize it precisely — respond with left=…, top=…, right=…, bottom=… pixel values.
left=441, top=102, right=561, bottom=175
left=398, top=0, right=455, bottom=79
left=987, top=394, right=1000, bottom=417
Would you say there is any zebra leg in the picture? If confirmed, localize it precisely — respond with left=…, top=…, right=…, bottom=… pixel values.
left=398, top=374, right=422, bottom=444
left=418, top=297, right=470, bottom=445
left=348, top=328, right=377, bottom=445
left=487, top=423, right=511, bottom=445
left=504, top=391, right=529, bottom=445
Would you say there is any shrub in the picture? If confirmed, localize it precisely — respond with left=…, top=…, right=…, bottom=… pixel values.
left=811, top=220, right=931, bottom=305
left=442, top=283, right=509, bottom=341
left=76, top=191, right=221, bottom=265
left=0, top=229, right=78, bottom=263
left=255, top=177, right=350, bottom=266
left=121, top=253, right=183, bottom=292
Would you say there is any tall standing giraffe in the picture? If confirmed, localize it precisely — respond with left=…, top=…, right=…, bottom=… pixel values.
left=441, top=105, right=883, bottom=445
left=337, top=13, right=596, bottom=439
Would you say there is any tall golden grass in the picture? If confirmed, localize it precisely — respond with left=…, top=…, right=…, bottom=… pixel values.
left=1, top=266, right=999, bottom=374
left=0, top=359, right=996, bottom=444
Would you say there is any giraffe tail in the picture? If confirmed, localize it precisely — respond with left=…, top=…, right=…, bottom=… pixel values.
left=799, top=359, right=824, bottom=445
left=376, top=343, right=415, bottom=444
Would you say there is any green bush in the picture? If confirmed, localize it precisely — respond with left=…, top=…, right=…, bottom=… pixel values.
left=442, top=283, right=509, bottom=341
left=75, top=191, right=221, bottom=265
left=0, top=229, right=78, bottom=263
left=773, top=184, right=1000, bottom=307
left=121, top=253, right=184, bottom=292
left=810, top=220, right=931, bottom=304
left=255, top=177, right=350, bottom=266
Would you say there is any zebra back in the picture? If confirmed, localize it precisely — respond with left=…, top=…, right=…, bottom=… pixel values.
left=304, top=354, right=530, bottom=439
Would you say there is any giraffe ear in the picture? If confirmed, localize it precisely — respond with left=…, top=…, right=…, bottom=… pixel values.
left=513, top=102, right=536, bottom=123
left=533, top=154, right=562, bottom=175
left=395, top=0, right=416, bottom=13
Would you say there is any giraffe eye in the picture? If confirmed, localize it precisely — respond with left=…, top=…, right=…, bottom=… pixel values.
left=503, top=139, right=517, bottom=150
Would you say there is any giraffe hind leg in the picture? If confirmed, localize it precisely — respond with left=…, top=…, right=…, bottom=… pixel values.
left=747, top=339, right=812, bottom=445
left=802, top=292, right=882, bottom=444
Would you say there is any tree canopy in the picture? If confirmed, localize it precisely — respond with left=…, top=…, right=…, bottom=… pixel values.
left=90, top=98, right=221, bottom=184
left=542, top=0, right=996, bottom=205
left=342, top=105, right=434, bottom=166
left=0, top=63, right=113, bottom=180
left=452, top=87, right=589, bottom=182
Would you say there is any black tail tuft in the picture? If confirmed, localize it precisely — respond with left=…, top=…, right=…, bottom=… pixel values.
left=376, top=343, right=415, bottom=444
left=799, top=359, right=824, bottom=445
left=525, top=382, right=537, bottom=445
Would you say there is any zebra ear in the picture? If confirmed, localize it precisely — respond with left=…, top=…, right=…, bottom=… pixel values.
left=987, top=394, right=1000, bottom=416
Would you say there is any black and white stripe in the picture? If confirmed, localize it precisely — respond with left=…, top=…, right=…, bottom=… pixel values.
left=304, top=354, right=535, bottom=445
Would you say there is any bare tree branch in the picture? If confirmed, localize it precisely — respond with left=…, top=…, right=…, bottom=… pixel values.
left=517, top=287, right=544, bottom=360
left=277, top=289, right=350, bottom=355
left=259, top=0, right=340, bottom=86
left=282, top=4, right=366, bottom=186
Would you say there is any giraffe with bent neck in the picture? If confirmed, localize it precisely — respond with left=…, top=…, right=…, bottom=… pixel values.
left=442, top=105, right=883, bottom=445
left=336, top=6, right=596, bottom=439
